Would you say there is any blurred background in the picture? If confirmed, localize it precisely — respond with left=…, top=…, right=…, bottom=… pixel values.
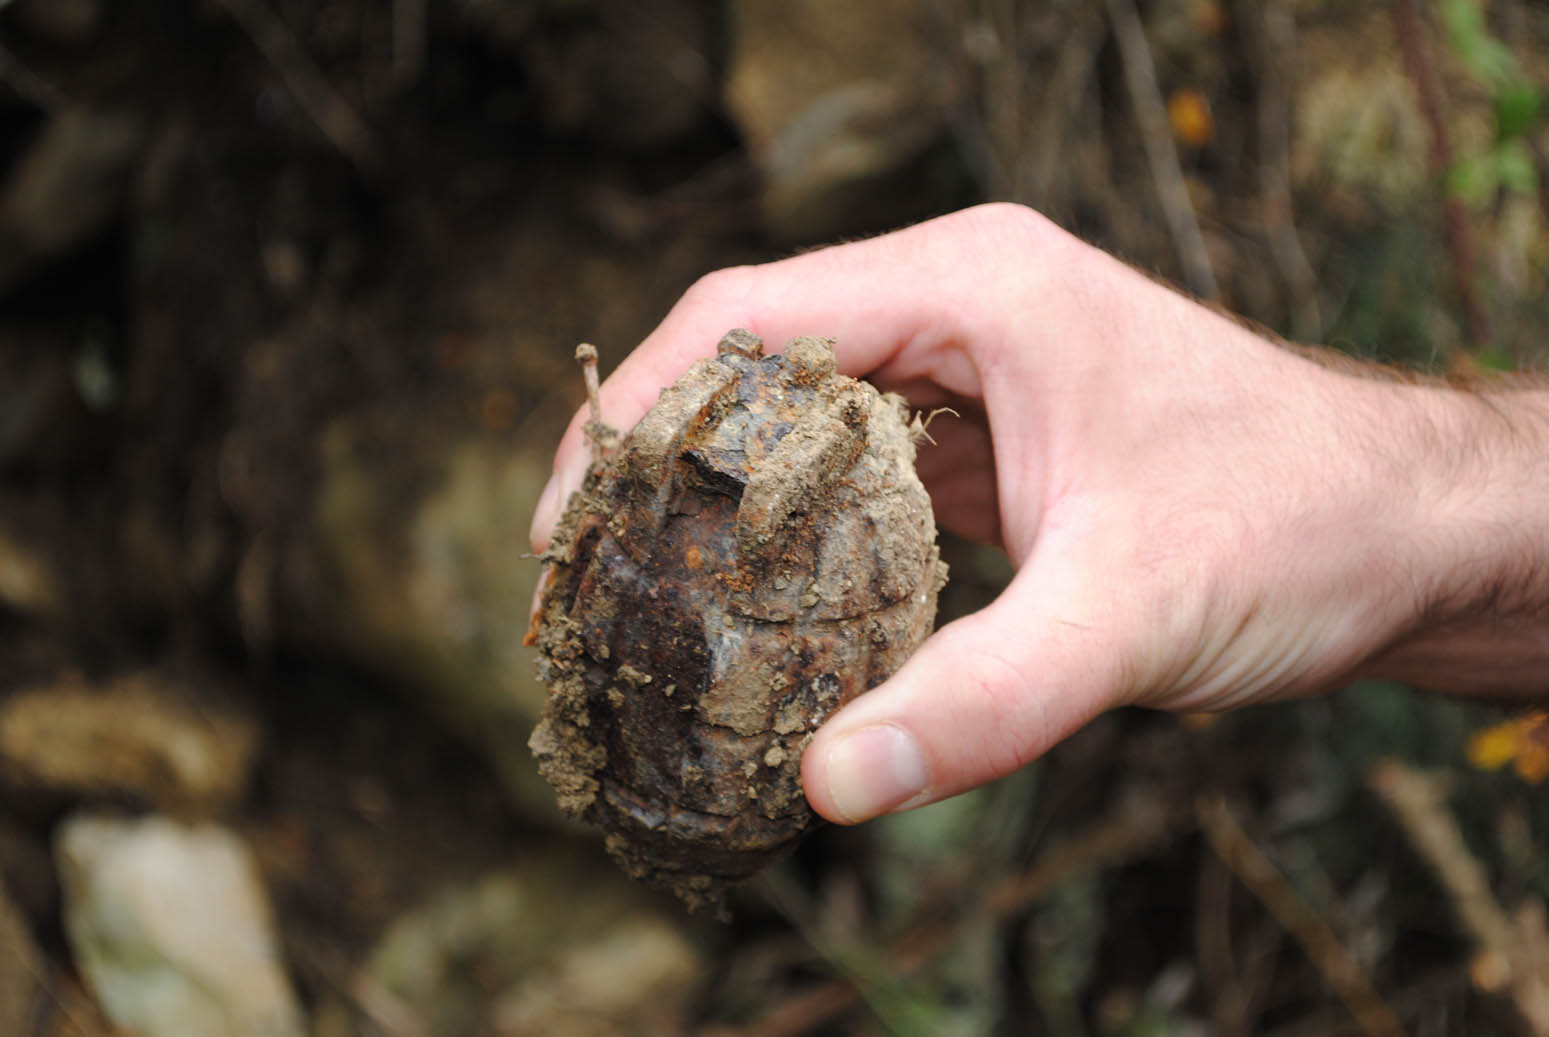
left=1, top=0, right=1548, bottom=1033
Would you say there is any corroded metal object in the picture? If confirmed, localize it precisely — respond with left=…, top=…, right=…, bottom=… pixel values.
left=530, top=329, right=946, bottom=912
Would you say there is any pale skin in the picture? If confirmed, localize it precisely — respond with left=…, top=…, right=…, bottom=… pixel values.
left=528, top=203, right=1549, bottom=826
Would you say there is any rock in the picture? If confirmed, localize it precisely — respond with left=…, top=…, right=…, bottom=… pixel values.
left=364, top=844, right=702, bottom=1035
left=221, top=200, right=724, bottom=822
left=724, top=0, right=965, bottom=240
left=313, top=431, right=555, bottom=814
left=0, top=880, right=42, bottom=1033
left=55, top=814, right=305, bottom=1037
left=0, top=671, right=259, bottom=815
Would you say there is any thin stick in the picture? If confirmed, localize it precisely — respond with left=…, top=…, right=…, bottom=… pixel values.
left=982, top=0, right=1022, bottom=201
left=1369, top=758, right=1549, bottom=1031
left=1393, top=0, right=1491, bottom=356
left=734, top=790, right=1185, bottom=1037
left=1198, top=794, right=1403, bottom=1037
left=214, top=0, right=382, bottom=177
left=1027, top=11, right=1105, bottom=211
left=575, top=343, right=606, bottom=464
left=1103, top=0, right=1221, bottom=300
left=1236, top=0, right=1322, bottom=341
left=1259, top=965, right=1469, bottom=1037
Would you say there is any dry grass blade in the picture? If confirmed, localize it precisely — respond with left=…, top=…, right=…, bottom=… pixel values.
left=1103, top=0, right=1220, bottom=301
left=1392, top=0, right=1490, bottom=357
left=1235, top=0, right=1322, bottom=342
left=1369, top=758, right=1549, bottom=1032
left=1197, top=793, right=1403, bottom=1037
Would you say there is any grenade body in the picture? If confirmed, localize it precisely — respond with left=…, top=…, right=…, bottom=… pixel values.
left=530, top=330, right=945, bottom=910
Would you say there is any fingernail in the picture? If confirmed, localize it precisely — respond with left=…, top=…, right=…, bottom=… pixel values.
left=823, top=724, right=928, bottom=823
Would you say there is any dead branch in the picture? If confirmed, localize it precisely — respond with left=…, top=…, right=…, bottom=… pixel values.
left=1259, top=965, right=1470, bottom=1037
left=1197, top=849, right=1284, bottom=1037
left=1026, top=10, right=1105, bottom=211
left=1102, top=0, right=1221, bottom=300
left=980, top=0, right=1022, bottom=201
left=987, top=787, right=1181, bottom=916
left=725, top=789, right=1186, bottom=1037
left=1393, top=0, right=1491, bottom=356
left=213, top=0, right=382, bottom=178
left=1369, top=758, right=1549, bottom=1032
left=1197, top=794, right=1403, bottom=1037
left=1235, top=0, right=1322, bottom=342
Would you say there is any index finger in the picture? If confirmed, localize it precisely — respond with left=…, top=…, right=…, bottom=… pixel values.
left=529, top=204, right=1043, bottom=552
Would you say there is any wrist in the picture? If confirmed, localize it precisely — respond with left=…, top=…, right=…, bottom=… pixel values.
left=1364, top=380, right=1549, bottom=697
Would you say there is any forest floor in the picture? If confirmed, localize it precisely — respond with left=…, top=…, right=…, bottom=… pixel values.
left=2, top=0, right=1549, bottom=1034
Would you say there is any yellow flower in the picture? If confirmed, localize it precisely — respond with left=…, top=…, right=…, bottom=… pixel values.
left=1467, top=721, right=1522, bottom=772
left=1167, top=88, right=1214, bottom=148
left=1466, top=713, right=1549, bottom=783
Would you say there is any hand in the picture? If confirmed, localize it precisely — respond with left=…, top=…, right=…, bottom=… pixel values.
left=529, top=203, right=1549, bottom=824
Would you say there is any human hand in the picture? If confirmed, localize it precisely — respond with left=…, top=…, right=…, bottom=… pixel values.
left=529, top=204, right=1549, bottom=824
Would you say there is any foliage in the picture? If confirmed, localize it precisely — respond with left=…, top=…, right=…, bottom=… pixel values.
left=1441, top=0, right=1544, bottom=205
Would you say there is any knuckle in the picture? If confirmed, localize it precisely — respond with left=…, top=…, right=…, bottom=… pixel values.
left=682, top=265, right=756, bottom=308
left=951, top=201, right=1058, bottom=251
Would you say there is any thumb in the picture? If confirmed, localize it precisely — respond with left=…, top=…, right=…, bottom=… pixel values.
left=801, top=574, right=1122, bottom=823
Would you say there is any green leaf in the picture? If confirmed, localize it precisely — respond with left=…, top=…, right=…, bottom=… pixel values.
left=1442, top=0, right=1519, bottom=87
left=1472, top=344, right=1517, bottom=371
left=1495, top=82, right=1543, bottom=142
left=1495, top=140, right=1539, bottom=195
left=1447, top=153, right=1497, bottom=207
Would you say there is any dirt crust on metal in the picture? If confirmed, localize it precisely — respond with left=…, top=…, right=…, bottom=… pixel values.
left=530, top=329, right=946, bottom=912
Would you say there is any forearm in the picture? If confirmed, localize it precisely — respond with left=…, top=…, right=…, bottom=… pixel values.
left=1364, top=380, right=1549, bottom=698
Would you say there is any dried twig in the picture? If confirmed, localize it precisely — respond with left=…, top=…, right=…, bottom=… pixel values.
left=729, top=789, right=1186, bottom=1037
left=1369, top=758, right=1549, bottom=1032
left=574, top=343, right=618, bottom=461
left=1393, top=0, right=1491, bottom=356
left=987, top=788, right=1180, bottom=915
left=1259, top=965, right=1470, bottom=1037
left=1198, top=850, right=1284, bottom=1037
left=1197, top=794, right=1403, bottom=1037
left=213, top=0, right=382, bottom=177
left=1235, top=0, right=1322, bottom=341
left=1102, top=0, right=1220, bottom=300
left=1026, top=11, right=1105, bottom=211
left=980, top=0, right=1022, bottom=201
